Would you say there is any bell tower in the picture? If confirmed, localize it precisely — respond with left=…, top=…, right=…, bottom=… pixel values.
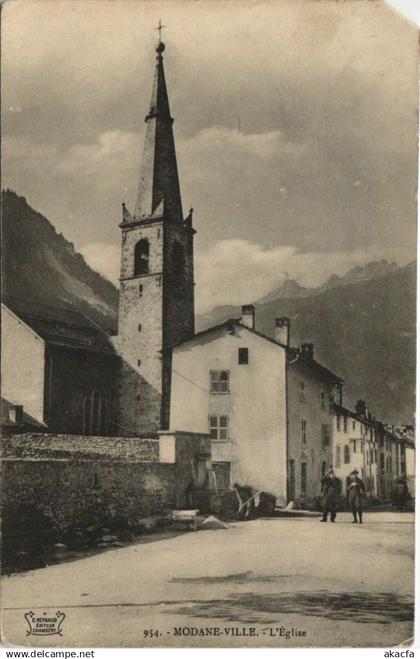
left=115, top=38, right=195, bottom=434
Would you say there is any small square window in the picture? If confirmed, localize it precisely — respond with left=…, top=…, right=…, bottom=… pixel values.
left=238, top=347, right=249, bottom=365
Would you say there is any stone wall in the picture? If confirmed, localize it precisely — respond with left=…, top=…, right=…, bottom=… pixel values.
left=2, top=459, right=176, bottom=535
left=115, top=215, right=195, bottom=435
left=1, top=432, right=160, bottom=461
left=1, top=431, right=211, bottom=539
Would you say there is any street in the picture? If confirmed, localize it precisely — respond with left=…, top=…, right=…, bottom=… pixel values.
left=1, top=512, right=414, bottom=648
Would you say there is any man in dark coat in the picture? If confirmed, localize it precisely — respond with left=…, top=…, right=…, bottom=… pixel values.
left=320, top=467, right=341, bottom=522
left=392, top=476, right=409, bottom=511
left=347, top=469, right=366, bottom=524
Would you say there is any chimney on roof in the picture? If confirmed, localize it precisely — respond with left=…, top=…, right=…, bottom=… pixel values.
left=301, top=342, right=314, bottom=360
left=274, top=317, right=290, bottom=346
left=240, top=304, right=255, bottom=330
left=10, top=404, right=23, bottom=424
left=355, top=399, right=368, bottom=418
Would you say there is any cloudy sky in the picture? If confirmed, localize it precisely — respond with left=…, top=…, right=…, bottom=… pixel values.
left=2, top=0, right=417, bottom=313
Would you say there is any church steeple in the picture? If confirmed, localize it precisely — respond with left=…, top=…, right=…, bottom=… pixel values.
left=134, top=40, right=183, bottom=223
left=115, top=34, right=196, bottom=435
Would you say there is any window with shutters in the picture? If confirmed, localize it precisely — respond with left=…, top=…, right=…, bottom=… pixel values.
left=322, top=424, right=330, bottom=449
left=299, top=382, right=306, bottom=402
left=344, top=445, right=350, bottom=464
left=301, top=462, right=307, bottom=494
left=336, top=444, right=341, bottom=468
left=301, top=419, right=307, bottom=445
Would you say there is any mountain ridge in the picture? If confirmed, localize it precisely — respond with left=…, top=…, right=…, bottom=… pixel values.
left=2, top=190, right=118, bottom=332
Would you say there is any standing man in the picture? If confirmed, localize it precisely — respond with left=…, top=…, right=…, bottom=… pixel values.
left=320, top=467, right=341, bottom=522
left=392, top=475, right=409, bottom=511
left=347, top=469, right=366, bottom=524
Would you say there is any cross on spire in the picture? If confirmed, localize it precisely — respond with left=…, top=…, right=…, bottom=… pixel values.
left=156, top=19, right=165, bottom=42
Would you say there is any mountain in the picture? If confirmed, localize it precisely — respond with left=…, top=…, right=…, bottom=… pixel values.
left=321, top=260, right=399, bottom=291
left=2, top=190, right=118, bottom=332
left=197, top=262, right=416, bottom=425
left=259, top=278, right=315, bottom=303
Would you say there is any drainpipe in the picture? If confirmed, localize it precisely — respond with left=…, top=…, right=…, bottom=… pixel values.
left=286, top=353, right=300, bottom=504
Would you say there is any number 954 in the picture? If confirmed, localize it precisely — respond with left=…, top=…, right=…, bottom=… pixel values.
left=144, top=629, right=160, bottom=638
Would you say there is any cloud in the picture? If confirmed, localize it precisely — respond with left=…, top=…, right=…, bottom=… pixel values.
left=78, top=234, right=411, bottom=316
left=1, top=0, right=416, bottom=290
left=2, top=121, right=414, bottom=317
left=1, top=131, right=140, bottom=250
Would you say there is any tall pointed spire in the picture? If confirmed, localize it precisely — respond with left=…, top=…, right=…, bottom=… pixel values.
left=134, top=40, right=183, bottom=223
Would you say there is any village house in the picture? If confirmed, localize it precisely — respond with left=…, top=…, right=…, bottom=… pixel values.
left=169, top=305, right=343, bottom=505
left=331, top=400, right=413, bottom=499
left=332, top=401, right=380, bottom=497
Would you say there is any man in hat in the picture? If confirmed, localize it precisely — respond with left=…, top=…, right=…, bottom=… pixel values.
left=347, top=469, right=366, bottom=523
left=320, top=467, right=341, bottom=522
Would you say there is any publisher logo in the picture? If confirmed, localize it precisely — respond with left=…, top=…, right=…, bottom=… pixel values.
left=24, top=610, right=66, bottom=636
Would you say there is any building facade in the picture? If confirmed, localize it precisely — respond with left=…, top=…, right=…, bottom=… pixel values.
left=287, top=343, right=342, bottom=505
left=170, top=305, right=343, bottom=505
left=170, top=307, right=288, bottom=502
left=331, top=400, right=413, bottom=500
left=332, top=402, right=380, bottom=497
left=2, top=299, right=117, bottom=435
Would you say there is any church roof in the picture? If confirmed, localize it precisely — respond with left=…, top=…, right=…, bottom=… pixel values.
left=3, top=297, right=116, bottom=356
left=174, top=318, right=343, bottom=384
left=133, top=41, right=184, bottom=224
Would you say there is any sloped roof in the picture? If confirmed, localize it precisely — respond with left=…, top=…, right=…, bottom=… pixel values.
left=1, top=397, right=47, bottom=430
left=333, top=402, right=377, bottom=427
left=174, top=318, right=343, bottom=384
left=289, top=347, right=343, bottom=385
left=3, top=297, right=116, bottom=355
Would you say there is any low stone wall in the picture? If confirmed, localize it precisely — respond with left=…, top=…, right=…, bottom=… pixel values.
left=1, top=433, right=160, bottom=461
left=1, top=431, right=212, bottom=539
left=2, top=458, right=176, bottom=535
